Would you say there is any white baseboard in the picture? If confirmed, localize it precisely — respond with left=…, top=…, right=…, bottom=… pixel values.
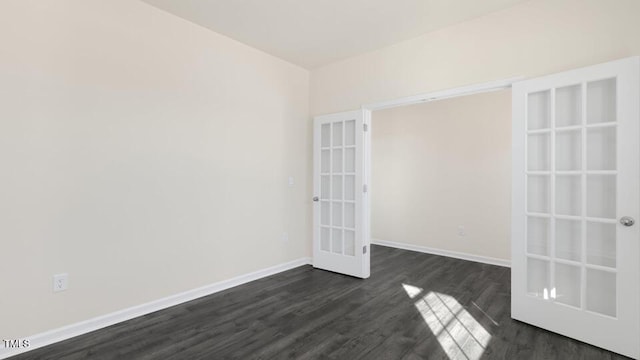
left=371, top=238, right=510, bottom=268
left=1, top=257, right=312, bottom=360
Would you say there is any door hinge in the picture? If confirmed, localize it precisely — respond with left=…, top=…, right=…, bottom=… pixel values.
left=363, top=123, right=368, bottom=132
left=363, top=245, right=367, bottom=254
left=363, top=184, right=368, bottom=193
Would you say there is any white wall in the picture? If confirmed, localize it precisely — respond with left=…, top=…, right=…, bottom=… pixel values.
left=0, top=0, right=310, bottom=339
left=372, top=90, right=511, bottom=261
left=311, top=0, right=640, bottom=115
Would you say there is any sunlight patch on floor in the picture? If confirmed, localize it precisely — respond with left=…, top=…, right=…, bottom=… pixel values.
left=403, top=284, right=491, bottom=360
left=402, top=283, right=423, bottom=299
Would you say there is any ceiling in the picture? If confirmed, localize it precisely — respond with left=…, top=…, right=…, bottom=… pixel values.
left=141, top=0, right=528, bottom=69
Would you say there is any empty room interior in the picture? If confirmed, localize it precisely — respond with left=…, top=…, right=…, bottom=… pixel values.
left=1, top=1, right=640, bottom=359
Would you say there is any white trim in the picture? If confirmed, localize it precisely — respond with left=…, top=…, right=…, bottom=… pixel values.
left=362, top=76, right=524, bottom=111
left=1, top=257, right=312, bottom=360
left=371, top=238, right=511, bottom=268
left=359, top=77, right=520, bottom=277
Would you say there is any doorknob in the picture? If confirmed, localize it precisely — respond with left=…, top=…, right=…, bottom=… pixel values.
left=620, top=216, right=635, bottom=227
left=313, top=196, right=319, bottom=202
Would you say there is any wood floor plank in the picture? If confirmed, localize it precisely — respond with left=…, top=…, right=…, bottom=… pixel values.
left=10, top=245, right=631, bottom=360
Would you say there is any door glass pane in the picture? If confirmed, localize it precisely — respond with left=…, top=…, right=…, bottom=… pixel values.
left=527, top=217, right=549, bottom=256
left=332, top=175, right=343, bottom=200
left=555, top=130, right=581, bottom=171
left=321, top=150, right=330, bottom=173
left=332, top=202, right=342, bottom=227
left=344, top=230, right=355, bottom=256
left=556, top=175, right=581, bottom=216
left=321, top=175, right=330, bottom=199
left=332, top=149, right=343, bottom=173
left=527, top=175, right=550, bottom=213
left=344, top=202, right=355, bottom=229
left=587, top=222, right=616, bottom=268
left=321, top=123, right=331, bottom=147
left=321, top=201, right=330, bottom=226
left=332, top=229, right=343, bottom=254
left=528, top=90, right=551, bottom=130
left=345, top=148, right=355, bottom=173
left=587, top=127, right=616, bottom=170
left=345, top=175, right=355, bottom=201
left=587, top=175, right=616, bottom=219
left=586, top=269, right=616, bottom=317
left=587, top=78, right=616, bottom=124
left=320, top=227, right=330, bottom=251
left=528, top=133, right=550, bottom=171
left=332, top=121, right=343, bottom=146
left=555, top=219, right=581, bottom=261
left=527, top=258, right=550, bottom=299
left=554, top=263, right=581, bottom=307
left=555, top=84, right=582, bottom=127
left=345, top=120, right=356, bottom=146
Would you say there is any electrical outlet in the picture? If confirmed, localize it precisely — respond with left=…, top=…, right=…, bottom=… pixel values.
left=457, top=226, right=466, bottom=237
left=53, top=273, right=68, bottom=292
left=287, top=176, right=295, bottom=187
left=281, top=232, right=289, bottom=243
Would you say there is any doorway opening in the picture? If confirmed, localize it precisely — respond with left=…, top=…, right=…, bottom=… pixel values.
left=363, top=78, right=518, bottom=267
left=368, top=89, right=513, bottom=265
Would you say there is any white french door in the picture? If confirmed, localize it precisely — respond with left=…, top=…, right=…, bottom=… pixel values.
left=512, top=57, right=640, bottom=358
left=313, top=110, right=370, bottom=278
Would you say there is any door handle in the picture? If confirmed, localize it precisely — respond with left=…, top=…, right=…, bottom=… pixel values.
left=620, top=216, right=635, bottom=227
left=313, top=196, right=319, bottom=202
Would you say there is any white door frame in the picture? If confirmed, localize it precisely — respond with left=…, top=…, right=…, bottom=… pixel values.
left=362, top=77, right=523, bottom=112
left=359, top=76, right=524, bottom=254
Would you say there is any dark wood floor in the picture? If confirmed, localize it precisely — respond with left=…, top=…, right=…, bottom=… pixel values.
left=12, top=245, right=629, bottom=360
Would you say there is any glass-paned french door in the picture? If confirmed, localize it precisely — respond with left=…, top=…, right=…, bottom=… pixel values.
left=313, top=110, right=370, bottom=278
left=512, top=57, right=640, bottom=358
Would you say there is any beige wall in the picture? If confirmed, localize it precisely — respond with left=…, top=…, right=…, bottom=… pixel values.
left=3, top=0, right=640, bottom=342
left=372, top=90, right=512, bottom=261
left=311, top=0, right=640, bottom=115
left=0, top=0, right=310, bottom=338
